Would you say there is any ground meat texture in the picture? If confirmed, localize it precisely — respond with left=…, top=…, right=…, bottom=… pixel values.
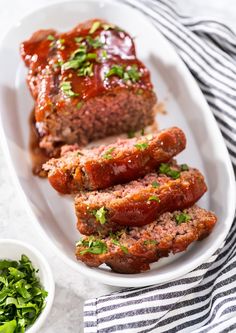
left=75, top=164, right=207, bottom=235
left=75, top=206, right=217, bottom=273
left=20, top=19, right=157, bottom=155
left=43, top=127, right=186, bottom=194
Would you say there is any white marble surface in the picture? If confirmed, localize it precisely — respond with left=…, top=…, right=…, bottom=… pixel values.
left=0, top=1, right=235, bottom=332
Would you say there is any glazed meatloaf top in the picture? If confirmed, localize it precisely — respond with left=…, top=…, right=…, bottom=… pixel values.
left=21, top=19, right=157, bottom=152
left=44, top=127, right=186, bottom=193
left=75, top=205, right=217, bottom=273
left=21, top=19, right=154, bottom=106
left=75, top=163, right=207, bottom=235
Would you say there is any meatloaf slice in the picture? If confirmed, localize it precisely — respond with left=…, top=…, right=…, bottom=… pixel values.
left=43, top=127, right=186, bottom=194
left=75, top=163, right=207, bottom=235
left=75, top=205, right=217, bottom=273
left=20, top=19, right=157, bottom=154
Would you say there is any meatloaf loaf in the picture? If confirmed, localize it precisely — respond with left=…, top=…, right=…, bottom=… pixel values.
left=75, top=163, right=207, bottom=235
left=75, top=205, right=217, bottom=273
left=43, top=127, right=186, bottom=194
left=21, top=19, right=157, bottom=154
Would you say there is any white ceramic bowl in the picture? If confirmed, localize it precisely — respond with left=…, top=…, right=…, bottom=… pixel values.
left=0, top=239, right=55, bottom=333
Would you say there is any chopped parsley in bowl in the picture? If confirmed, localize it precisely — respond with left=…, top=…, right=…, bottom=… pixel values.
left=0, top=240, right=54, bottom=333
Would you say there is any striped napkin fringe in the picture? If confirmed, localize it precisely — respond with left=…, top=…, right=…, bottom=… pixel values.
left=84, top=1, right=236, bottom=332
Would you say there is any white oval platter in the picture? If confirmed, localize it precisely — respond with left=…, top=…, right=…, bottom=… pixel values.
left=0, top=0, right=235, bottom=287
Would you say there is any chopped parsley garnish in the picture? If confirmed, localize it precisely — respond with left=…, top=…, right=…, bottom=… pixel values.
left=111, top=239, right=129, bottom=254
left=120, top=246, right=129, bottom=254
left=106, top=65, right=124, bottom=79
left=47, top=34, right=55, bottom=41
left=63, top=58, right=84, bottom=70
left=74, top=36, right=83, bottom=43
left=159, top=163, right=180, bottom=179
left=60, top=81, right=78, bottom=97
left=93, top=207, right=107, bottom=224
left=102, top=23, right=124, bottom=32
left=77, top=238, right=108, bottom=255
left=63, top=47, right=87, bottom=70
left=152, top=181, right=160, bottom=188
left=180, top=164, right=189, bottom=171
left=74, top=35, right=103, bottom=53
left=49, top=37, right=65, bottom=49
left=77, top=62, right=94, bottom=77
left=148, top=196, right=161, bottom=203
left=56, top=38, right=65, bottom=50
left=102, top=147, right=115, bottom=160
left=62, top=45, right=97, bottom=77
left=86, top=53, right=97, bottom=59
left=102, top=23, right=116, bottom=30
left=134, top=142, right=148, bottom=151
left=101, top=49, right=107, bottom=59
left=0, top=255, right=48, bottom=332
left=89, top=21, right=101, bottom=34
left=72, top=44, right=86, bottom=55
left=143, top=240, right=158, bottom=245
left=111, top=239, right=119, bottom=246
left=105, top=64, right=142, bottom=83
left=175, top=213, right=191, bottom=225
left=127, top=130, right=135, bottom=138
left=86, top=36, right=104, bottom=48
left=124, top=65, right=142, bottom=82
left=77, top=101, right=84, bottom=109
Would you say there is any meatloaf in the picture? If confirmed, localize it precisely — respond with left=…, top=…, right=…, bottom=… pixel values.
left=75, top=163, right=207, bottom=235
left=21, top=19, right=157, bottom=154
left=43, top=127, right=186, bottom=194
left=75, top=205, right=217, bottom=273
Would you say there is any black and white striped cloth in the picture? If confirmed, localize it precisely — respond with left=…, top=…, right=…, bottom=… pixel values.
left=84, top=1, right=236, bottom=332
